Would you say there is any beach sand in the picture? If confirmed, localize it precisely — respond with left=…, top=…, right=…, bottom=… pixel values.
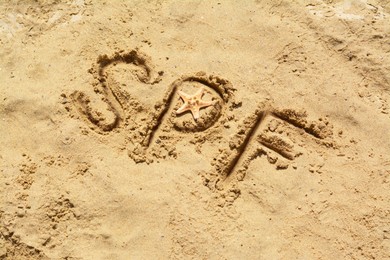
left=1, top=0, right=389, bottom=259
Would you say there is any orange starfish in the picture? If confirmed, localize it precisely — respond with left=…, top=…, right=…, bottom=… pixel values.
left=176, top=87, right=216, bottom=121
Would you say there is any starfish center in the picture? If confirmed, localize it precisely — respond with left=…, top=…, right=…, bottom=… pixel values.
left=189, top=98, right=199, bottom=106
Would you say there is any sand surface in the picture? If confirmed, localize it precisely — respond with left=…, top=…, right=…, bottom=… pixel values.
left=1, top=0, right=390, bottom=259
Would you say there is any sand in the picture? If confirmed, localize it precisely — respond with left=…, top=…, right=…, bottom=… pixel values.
left=1, top=0, right=389, bottom=259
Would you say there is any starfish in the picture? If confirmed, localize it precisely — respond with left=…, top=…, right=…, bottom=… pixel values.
left=176, top=87, right=216, bottom=121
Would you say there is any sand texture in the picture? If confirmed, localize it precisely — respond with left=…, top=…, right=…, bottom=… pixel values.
left=1, top=0, right=390, bottom=259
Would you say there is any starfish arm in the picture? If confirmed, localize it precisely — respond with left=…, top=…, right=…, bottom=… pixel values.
left=198, top=100, right=216, bottom=109
left=194, top=87, right=205, bottom=98
left=191, top=108, right=200, bottom=120
left=178, top=90, right=192, bottom=100
left=176, top=103, right=190, bottom=115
